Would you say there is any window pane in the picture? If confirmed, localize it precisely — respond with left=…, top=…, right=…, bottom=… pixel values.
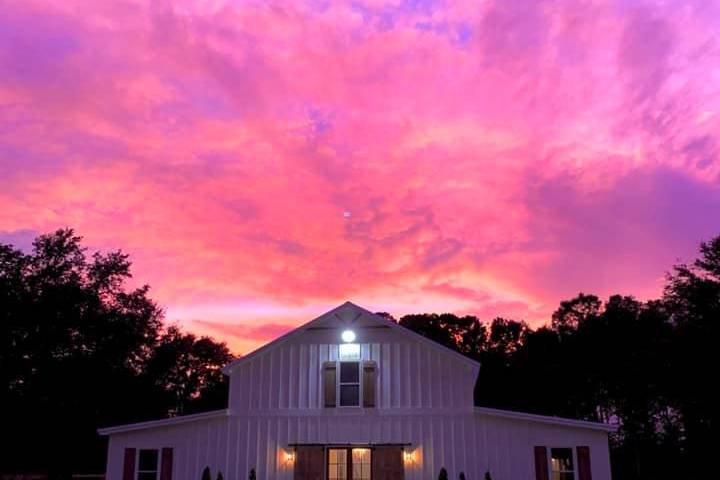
left=340, top=362, right=359, bottom=382
left=550, top=448, right=574, bottom=472
left=138, top=473, right=157, bottom=480
left=340, top=385, right=359, bottom=406
left=138, top=450, right=158, bottom=471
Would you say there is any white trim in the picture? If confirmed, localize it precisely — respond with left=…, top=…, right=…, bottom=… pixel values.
left=97, top=409, right=229, bottom=435
left=474, top=406, right=617, bottom=432
left=221, top=301, right=481, bottom=375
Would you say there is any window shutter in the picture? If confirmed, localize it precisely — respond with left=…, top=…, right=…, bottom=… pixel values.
left=160, top=448, right=173, bottom=480
left=293, top=446, right=324, bottom=480
left=122, top=448, right=136, bottom=480
left=534, top=446, right=549, bottom=480
left=323, top=361, right=337, bottom=407
left=362, top=361, right=377, bottom=407
left=372, top=446, right=404, bottom=480
left=577, top=446, right=592, bottom=480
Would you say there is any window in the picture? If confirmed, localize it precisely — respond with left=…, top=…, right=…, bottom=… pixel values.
left=328, top=448, right=347, bottom=480
left=339, top=362, right=360, bottom=406
left=137, top=449, right=159, bottom=480
left=328, top=448, right=372, bottom=480
left=550, top=448, right=575, bottom=480
left=352, top=448, right=371, bottom=480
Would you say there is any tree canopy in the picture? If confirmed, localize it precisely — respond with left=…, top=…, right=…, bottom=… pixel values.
left=0, top=229, right=233, bottom=477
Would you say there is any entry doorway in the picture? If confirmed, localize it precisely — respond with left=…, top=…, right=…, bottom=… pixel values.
left=327, top=447, right=372, bottom=480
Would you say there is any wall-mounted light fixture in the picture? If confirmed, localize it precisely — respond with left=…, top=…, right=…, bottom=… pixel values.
left=341, top=329, right=356, bottom=343
left=283, top=449, right=295, bottom=466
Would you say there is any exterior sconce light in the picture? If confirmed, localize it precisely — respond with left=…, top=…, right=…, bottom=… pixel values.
left=341, top=329, right=356, bottom=343
left=403, top=449, right=415, bottom=464
left=284, top=450, right=295, bottom=465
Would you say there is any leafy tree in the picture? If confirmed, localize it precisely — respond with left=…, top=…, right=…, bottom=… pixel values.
left=0, top=229, right=233, bottom=477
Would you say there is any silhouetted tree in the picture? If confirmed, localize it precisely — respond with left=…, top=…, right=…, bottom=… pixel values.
left=0, top=229, right=233, bottom=477
left=438, top=467, right=448, bottom=480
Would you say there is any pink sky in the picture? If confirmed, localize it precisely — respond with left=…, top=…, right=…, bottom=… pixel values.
left=1, top=0, right=719, bottom=355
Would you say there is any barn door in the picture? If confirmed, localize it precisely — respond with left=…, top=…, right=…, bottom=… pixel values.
left=294, top=446, right=324, bottom=480
left=372, top=446, right=404, bottom=480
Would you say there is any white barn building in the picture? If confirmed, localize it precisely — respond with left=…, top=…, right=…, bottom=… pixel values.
left=100, top=302, right=614, bottom=480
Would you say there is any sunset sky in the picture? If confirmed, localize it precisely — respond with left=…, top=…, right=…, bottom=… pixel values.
left=1, top=0, right=719, bottom=354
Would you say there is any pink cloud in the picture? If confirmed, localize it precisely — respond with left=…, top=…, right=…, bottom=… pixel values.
left=1, top=0, right=719, bottom=354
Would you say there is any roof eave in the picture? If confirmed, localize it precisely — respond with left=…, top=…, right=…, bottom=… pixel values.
left=97, top=409, right=229, bottom=435
left=474, top=406, right=618, bottom=432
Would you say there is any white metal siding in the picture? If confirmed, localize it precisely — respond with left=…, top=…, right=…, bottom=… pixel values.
left=228, top=331, right=478, bottom=413
left=106, top=413, right=611, bottom=480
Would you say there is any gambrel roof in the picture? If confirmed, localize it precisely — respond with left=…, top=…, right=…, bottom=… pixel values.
left=221, top=301, right=481, bottom=375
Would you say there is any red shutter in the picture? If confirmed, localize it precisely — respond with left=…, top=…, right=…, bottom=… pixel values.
left=122, top=448, right=136, bottom=480
left=372, top=446, right=404, bottom=480
left=362, top=361, right=377, bottom=407
left=534, top=446, right=549, bottom=480
left=294, top=446, right=324, bottom=480
left=323, top=362, right=337, bottom=407
left=160, top=448, right=173, bottom=480
left=577, top=446, right=592, bottom=480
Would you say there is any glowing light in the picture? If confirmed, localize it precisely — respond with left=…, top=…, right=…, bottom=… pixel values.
left=341, top=329, right=356, bottom=343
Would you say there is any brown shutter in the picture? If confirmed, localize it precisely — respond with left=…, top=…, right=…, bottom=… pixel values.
left=122, top=448, right=136, bottom=480
left=293, top=446, right=324, bottom=480
left=363, top=361, right=377, bottom=407
left=577, top=446, right=592, bottom=480
left=323, top=361, right=337, bottom=407
left=160, top=448, right=173, bottom=480
left=534, top=446, right=549, bottom=480
left=372, top=446, right=404, bottom=480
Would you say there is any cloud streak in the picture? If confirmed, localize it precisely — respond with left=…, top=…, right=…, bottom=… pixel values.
left=1, top=0, right=719, bottom=353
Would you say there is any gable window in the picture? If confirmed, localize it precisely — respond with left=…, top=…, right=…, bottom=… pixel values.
left=137, top=449, right=159, bottom=480
left=339, top=361, right=360, bottom=406
left=550, top=448, right=575, bottom=480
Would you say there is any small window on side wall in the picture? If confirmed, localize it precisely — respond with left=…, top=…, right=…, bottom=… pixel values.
left=550, top=448, right=575, bottom=480
left=137, top=449, right=159, bottom=480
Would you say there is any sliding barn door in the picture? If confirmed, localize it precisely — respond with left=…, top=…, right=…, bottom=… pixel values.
left=294, top=446, right=324, bottom=480
left=372, top=446, right=404, bottom=480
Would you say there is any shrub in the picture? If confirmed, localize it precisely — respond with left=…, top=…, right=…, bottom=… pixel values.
left=459, top=472, right=467, bottom=480
left=439, top=467, right=449, bottom=480
left=249, top=468, right=257, bottom=480
left=201, top=467, right=211, bottom=480
left=484, top=471, right=493, bottom=480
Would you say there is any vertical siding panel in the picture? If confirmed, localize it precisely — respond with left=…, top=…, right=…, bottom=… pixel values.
left=278, top=347, right=287, bottom=410
left=382, top=343, right=391, bottom=408
left=288, top=345, right=297, bottom=409
left=298, top=344, right=308, bottom=409
left=403, top=342, right=412, bottom=408
left=269, top=350, right=278, bottom=410
left=392, top=343, right=401, bottom=407
left=309, top=344, right=318, bottom=408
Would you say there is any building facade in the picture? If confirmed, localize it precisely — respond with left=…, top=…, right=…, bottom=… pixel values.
left=100, top=302, right=614, bottom=480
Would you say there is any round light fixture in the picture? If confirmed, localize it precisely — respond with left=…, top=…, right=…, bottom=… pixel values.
left=341, top=329, right=356, bottom=343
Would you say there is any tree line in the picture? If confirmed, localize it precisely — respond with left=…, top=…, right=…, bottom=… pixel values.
left=391, top=236, right=718, bottom=480
left=1, top=229, right=718, bottom=479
